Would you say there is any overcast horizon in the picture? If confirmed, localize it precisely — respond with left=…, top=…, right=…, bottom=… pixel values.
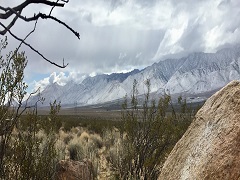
left=1, top=0, right=240, bottom=93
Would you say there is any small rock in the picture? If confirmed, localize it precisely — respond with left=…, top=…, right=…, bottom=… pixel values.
left=56, top=159, right=93, bottom=180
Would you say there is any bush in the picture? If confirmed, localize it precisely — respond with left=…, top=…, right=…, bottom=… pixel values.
left=109, top=79, right=195, bottom=179
left=0, top=37, right=62, bottom=179
left=1, top=101, right=62, bottom=179
left=60, top=115, right=123, bottom=136
left=68, top=143, right=84, bottom=161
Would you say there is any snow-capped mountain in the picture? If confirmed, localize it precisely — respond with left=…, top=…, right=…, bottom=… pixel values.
left=28, top=45, right=240, bottom=107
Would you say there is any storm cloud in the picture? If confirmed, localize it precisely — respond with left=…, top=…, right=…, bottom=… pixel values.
left=2, top=0, right=240, bottom=92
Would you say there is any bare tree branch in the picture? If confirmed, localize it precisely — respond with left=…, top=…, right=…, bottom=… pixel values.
left=16, top=19, right=38, bottom=51
left=0, top=0, right=80, bottom=68
left=0, top=22, right=68, bottom=68
left=19, top=13, right=80, bottom=39
left=0, top=14, right=19, bottom=35
left=49, top=0, right=60, bottom=16
left=0, top=0, right=64, bottom=19
left=0, top=9, right=80, bottom=39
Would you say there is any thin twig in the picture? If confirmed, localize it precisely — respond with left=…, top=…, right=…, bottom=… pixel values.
left=49, top=0, right=60, bottom=16
left=0, top=0, right=65, bottom=19
left=16, top=19, right=38, bottom=52
left=0, top=22, right=68, bottom=68
left=22, top=13, right=80, bottom=39
left=0, top=1, right=80, bottom=68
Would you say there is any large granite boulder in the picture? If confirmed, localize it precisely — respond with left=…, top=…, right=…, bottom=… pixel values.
left=159, top=80, right=240, bottom=180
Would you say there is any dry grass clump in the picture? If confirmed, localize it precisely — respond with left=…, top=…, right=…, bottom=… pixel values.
left=79, top=131, right=90, bottom=143
left=57, top=126, right=106, bottom=177
left=102, top=128, right=120, bottom=150
left=55, top=126, right=124, bottom=179
left=55, top=138, right=67, bottom=160
left=97, top=128, right=124, bottom=179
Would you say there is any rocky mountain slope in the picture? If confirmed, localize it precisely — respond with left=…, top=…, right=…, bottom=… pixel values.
left=28, top=45, right=240, bottom=106
left=158, top=80, right=240, bottom=180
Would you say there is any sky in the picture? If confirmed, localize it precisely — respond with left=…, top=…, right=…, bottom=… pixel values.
left=1, top=0, right=240, bottom=93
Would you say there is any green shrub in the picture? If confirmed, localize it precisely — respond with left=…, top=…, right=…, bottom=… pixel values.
left=60, top=116, right=123, bottom=136
left=0, top=38, right=63, bottom=179
left=109, top=79, right=195, bottom=180
left=68, top=143, right=84, bottom=161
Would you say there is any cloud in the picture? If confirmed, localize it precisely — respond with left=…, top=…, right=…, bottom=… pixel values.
left=153, top=0, right=240, bottom=60
left=30, top=72, right=87, bottom=92
left=48, top=72, right=68, bottom=85
left=81, top=11, right=92, bottom=23
left=218, top=0, right=231, bottom=10
left=119, top=52, right=127, bottom=59
left=2, top=0, right=240, bottom=92
left=135, top=52, right=142, bottom=59
left=31, top=77, right=49, bottom=92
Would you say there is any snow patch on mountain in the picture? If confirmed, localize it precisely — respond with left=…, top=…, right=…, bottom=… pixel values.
left=27, top=45, right=240, bottom=107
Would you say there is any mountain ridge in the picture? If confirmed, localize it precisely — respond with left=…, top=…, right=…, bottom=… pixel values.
left=27, top=45, right=240, bottom=107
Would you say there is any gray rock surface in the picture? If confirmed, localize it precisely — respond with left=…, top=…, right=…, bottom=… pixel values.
left=159, top=80, right=240, bottom=180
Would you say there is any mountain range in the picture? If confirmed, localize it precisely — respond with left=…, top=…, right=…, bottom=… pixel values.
left=28, top=45, right=240, bottom=107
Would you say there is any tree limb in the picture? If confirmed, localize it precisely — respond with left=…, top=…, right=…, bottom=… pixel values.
left=0, top=0, right=80, bottom=68
left=20, top=13, right=80, bottom=39
left=0, top=0, right=65, bottom=19
left=0, top=1, right=80, bottom=38
left=0, top=22, right=68, bottom=68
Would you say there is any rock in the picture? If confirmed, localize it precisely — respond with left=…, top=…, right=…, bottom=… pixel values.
left=158, top=80, right=240, bottom=180
left=56, top=159, right=93, bottom=180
